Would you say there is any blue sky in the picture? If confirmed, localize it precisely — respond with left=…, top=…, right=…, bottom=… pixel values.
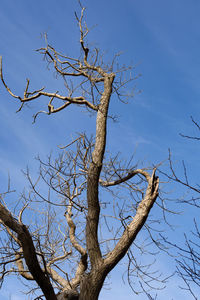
left=1, top=0, right=200, bottom=299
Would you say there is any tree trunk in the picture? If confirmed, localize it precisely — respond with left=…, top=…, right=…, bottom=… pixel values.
left=79, top=271, right=106, bottom=300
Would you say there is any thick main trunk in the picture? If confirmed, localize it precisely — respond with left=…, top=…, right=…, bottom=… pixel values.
left=79, top=271, right=106, bottom=300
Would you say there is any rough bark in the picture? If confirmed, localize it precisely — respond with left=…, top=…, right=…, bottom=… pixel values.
left=79, top=271, right=106, bottom=300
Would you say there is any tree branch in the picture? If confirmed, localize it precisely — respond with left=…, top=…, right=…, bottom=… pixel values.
left=0, top=203, right=57, bottom=299
left=104, top=168, right=159, bottom=270
left=86, top=74, right=115, bottom=268
left=99, top=169, right=151, bottom=187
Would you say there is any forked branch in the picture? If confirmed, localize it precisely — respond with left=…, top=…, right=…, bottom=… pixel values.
left=104, top=168, right=159, bottom=269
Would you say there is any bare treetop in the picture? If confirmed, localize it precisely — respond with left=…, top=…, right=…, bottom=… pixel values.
left=0, top=6, right=165, bottom=300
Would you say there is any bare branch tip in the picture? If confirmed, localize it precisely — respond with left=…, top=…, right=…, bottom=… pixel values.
left=0, top=56, right=2, bottom=73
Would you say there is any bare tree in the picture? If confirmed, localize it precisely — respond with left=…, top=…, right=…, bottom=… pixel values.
left=160, top=117, right=200, bottom=299
left=0, top=5, right=166, bottom=300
